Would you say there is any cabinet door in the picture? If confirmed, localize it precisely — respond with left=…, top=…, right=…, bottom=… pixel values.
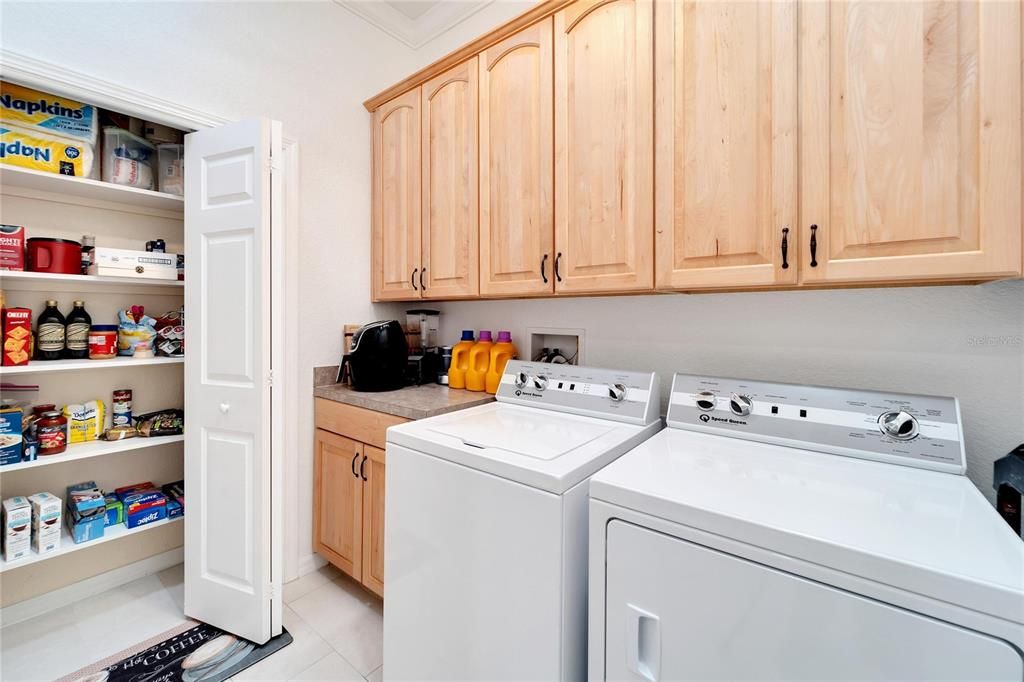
left=554, top=0, right=654, bottom=293
left=655, top=0, right=798, bottom=290
left=360, top=444, right=386, bottom=598
left=373, top=88, right=422, bottom=301
left=800, top=1, right=1021, bottom=284
left=314, top=429, right=363, bottom=580
left=421, top=58, right=479, bottom=299
left=479, top=19, right=555, bottom=297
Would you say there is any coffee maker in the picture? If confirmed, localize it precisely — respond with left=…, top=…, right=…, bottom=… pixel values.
left=405, top=309, right=442, bottom=385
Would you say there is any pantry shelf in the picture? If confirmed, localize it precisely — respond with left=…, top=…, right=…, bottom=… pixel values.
left=0, top=516, right=183, bottom=573
left=0, top=356, right=184, bottom=376
left=1, top=434, right=184, bottom=473
left=0, top=166, right=184, bottom=214
left=0, top=269, right=184, bottom=294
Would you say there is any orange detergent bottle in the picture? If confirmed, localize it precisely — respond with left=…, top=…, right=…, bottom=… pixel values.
left=465, top=330, right=493, bottom=392
left=485, top=331, right=517, bottom=394
left=447, top=330, right=475, bottom=389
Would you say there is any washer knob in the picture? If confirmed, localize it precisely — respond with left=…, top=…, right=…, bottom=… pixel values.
left=879, top=410, right=919, bottom=441
left=608, top=383, right=627, bottom=402
left=729, top=393, right=753, bottom=417
left=695, top=390, right=717, bottom=412
left=532, top=374, right=549, bottom=391
left=514, top=371, right=530, bottom=389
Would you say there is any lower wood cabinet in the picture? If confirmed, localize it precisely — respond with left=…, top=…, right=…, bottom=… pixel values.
left=313, top=399, right=407, bottom=598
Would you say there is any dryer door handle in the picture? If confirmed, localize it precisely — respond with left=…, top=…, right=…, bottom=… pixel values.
left=626, top=603, right=661, bottom=682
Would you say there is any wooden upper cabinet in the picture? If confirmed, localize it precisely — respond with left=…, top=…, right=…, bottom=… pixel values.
left=655, top=0, right=798, bottom=290
left=372, top=88, right=422, bottom=301
left=479, top=19, right=555, bottom=297
left=421, top=58, right=480, bottom=299
left=554, top=0, right=654, bottom=293
left=800, top=0, right=1022, bottom=283
left=314, top=429, right=363, bottom=580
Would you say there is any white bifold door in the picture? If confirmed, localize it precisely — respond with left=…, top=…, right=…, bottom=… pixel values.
left=184, top=118, right=283, bottom=644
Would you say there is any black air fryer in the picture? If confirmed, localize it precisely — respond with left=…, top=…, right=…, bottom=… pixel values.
left=340, top=320, right=409, bottom=392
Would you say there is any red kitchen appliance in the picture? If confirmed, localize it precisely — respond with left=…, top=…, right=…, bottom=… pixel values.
left=27, top=238, right=81, bottom=275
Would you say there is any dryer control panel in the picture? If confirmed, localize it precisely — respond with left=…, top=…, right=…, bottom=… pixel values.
left=667, top=374, right=965, bottom=474
left=497, top=361, right=660, bottom=426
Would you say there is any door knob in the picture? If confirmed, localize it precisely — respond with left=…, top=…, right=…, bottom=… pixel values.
left=219, top=402, right=230, bottom=414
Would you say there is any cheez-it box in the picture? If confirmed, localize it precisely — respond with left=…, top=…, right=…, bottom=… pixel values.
left=2, top=307, right=32, bottom=366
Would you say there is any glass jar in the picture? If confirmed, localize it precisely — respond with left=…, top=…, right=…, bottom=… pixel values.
left=36, top=410, right=68, bottom=455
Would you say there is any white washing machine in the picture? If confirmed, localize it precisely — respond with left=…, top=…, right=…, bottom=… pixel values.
left=589, top=374, right=1024, bottom=681
left=384, top=361, right=662, bottom=681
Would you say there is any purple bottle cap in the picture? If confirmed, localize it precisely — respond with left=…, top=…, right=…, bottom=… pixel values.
left=497, top=331, right=512, bottom=343
left=478, top=330, right=493, bottom=342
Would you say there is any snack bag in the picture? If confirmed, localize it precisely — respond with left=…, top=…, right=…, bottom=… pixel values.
left=117, top=306, right=156, bottom=358
left=62, top=400, right=105, bottom=444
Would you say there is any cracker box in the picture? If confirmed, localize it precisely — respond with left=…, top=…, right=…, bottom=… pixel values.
left=104, top=493, right=123, bottom=526
left=0, top=224, right=25, bottom=271
left=2, top=495, right=31, bottom=561
left=0, top=402, right=23, bottom=466
left=2, top=307, right=32, bottom=367
left=0, top=82, right=98, bottom=143
left=29, top=492, right=61, bottom=554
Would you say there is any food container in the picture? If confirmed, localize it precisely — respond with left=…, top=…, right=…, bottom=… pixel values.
left=102, top=127, right=155, bottom=189
left=156, top=143, right=184, bottom=195
left=2, top=307, right=32, bottom=366
left=27, top=237, right=81, bottom=274
left=88, top=325, right=118, bottom=359
left=36, top=410, right=67, bottom=456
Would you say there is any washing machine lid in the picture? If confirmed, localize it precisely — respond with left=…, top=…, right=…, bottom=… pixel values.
left=590, top=428, right=1024, bottom=626
left=387, top=402, right=662, bottom=494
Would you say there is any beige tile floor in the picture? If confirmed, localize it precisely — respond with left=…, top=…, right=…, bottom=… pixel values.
left=0, top=563, right=384, bottom=682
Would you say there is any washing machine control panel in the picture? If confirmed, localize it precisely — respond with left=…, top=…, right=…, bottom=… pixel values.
left=668, top=374, right=965, bottom=474
left=497, top=361, right=660, bottom=426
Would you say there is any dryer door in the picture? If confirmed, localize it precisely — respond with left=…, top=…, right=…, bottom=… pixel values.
left=604, top=520, right=1023, bottom=681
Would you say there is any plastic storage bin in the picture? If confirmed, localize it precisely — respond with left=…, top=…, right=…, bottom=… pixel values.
left=156, top=143, right=184, bottom=195
left=101, top=126, right=155, bottom=189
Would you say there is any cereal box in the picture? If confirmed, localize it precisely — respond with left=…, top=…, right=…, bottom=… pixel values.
left=0, top=82, right=98, bottom=143
left=0, top=402, right=23, bottom=466
left=2, top=307, right=32, bottom=366
left=2, top=496, right=30, bottom=562
left=0, top=224, right=25, bottom=271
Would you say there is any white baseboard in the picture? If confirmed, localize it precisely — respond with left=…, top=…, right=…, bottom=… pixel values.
left=0, top=548, right=184, bottom=628
left=296, top=552, right=327, bottom=579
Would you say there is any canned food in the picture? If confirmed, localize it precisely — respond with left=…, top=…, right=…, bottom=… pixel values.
left=112, top=389, right=133, bottom=427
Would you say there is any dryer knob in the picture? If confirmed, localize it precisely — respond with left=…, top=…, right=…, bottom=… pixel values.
left=608, top=383, right=627, bottom=402
left=533, top=374, right=549, bottom=391
left=514, top=371, right=530, bottom=389
left=729, top=393, right=753, bottom=417
left=879, top=410, right=919, bottom=441
left=695, top=390, right=717, bottom=412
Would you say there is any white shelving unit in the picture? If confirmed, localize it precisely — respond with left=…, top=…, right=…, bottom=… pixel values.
left=0, top=270, right=183, bottom=294
left=0, top=166, right=184, bottom=213
left=1, top=435, right=184, bottom=473
left=0, top=517, right=184, bottom=573
left=0, top=356, right=184, bottom=376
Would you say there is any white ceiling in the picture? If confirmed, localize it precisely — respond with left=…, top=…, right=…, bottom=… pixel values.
left=334, top=0, right=495, bottom=49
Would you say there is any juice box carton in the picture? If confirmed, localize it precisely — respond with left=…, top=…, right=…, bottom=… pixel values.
left=29, top=492, right=61, bottom=554
left=2, top=495, right=31, bottom=561
left=0, top=402, right=23, bottom=466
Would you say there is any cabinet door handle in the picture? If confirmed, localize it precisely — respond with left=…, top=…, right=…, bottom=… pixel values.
left=351, top=452, right=360, bottom=478
left=541, top=254, right=549, bottom=284
left=420, top=267, right=426, bottom=291
left=809, top=224, right=818, bottom=267
left=360, top=455, right=367, bottom=481
left=411, top=268, right=419, bottom=290
left=780, top=227, right=790, bottom=270
left=554, top=252, right=563, bottom=283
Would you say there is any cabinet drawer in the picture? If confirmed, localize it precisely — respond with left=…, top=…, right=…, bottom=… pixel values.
left=314, top=398, right=408, bottom=450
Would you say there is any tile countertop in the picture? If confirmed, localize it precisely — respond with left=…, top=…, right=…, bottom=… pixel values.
left=313, top=366, right=494, bottom=420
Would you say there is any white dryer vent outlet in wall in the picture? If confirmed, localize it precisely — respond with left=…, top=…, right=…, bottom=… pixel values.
left=527, top=327, right=584, bottom=366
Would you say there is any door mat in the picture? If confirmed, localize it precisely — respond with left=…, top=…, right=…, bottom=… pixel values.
left=57, top=620, right=293, bottom=682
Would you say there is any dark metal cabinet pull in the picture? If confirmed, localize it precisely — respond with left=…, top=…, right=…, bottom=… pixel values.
left=554, top=252, right=563, bottom=283
left=351, top=452, right=360, bottom=478
left=360, top=456, right=367, bottom=482
left=420, top=267, right=426, bottom=291
left=781, top=227, right=790, bottom=269
left=809, top=225, right=819, bottom=267
left=411, top=268, right=419, bottom=290
left=541, top=254, right=549, bottom=284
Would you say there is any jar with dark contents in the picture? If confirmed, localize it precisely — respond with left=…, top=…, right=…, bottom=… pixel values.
left=36, top=411, right=68, bottom=455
